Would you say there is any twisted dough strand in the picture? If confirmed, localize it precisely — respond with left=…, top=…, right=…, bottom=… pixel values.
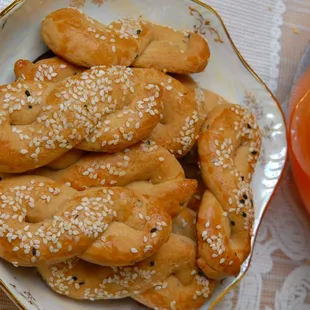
left=39, top=233, right=214, bottom=309
left=14, top=57, right=83, bottom=83
left=41, top=8, right=210, bottom=74
left=14, top=57, right=200, bottom=157
left=0, top=175, right=182, bottom=267
left=0, top=65, right=162, bottom=172
left=197, top=104, right=262, bottom=279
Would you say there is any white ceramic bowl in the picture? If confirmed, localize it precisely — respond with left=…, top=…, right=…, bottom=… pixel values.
left=0, top=0, right=287, bottom=309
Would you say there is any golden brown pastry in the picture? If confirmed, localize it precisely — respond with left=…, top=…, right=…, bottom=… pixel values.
left=13, top=58, right=87, bottom=170
left=38, top=234, right=213, bottom=309
left=41, top=8, right=210, bottom=74
left=0, top=175, right=198, bottom=267
left=32, top=141, right=197, bottom=217
left=0, top=65, right=162, bottom=173
left=132, top=207, right=213, bottom=309
left=14, top=57, right=83, bottom=83
left=33, top=138, right=193, bottom=194
left=14, top=57, right=200, bottom=157
left=197, top=104, right=262, bottom=279
left=75, top=69, right=199, bottom=156
left=45, top=149, right=85, bottom=170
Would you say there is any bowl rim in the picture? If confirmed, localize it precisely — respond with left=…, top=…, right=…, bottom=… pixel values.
left=0, top=0, right=289, bottom=309
left=0, top=0, right=24, bottom=19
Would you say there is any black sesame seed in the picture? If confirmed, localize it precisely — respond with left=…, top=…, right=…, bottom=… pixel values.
left=25, top=90, right=31, bottom=97
left=146, top=140, right=151, bottom=145
left=149, top=261, right=155, bottom=267
left=74, top=72, right=78, bottom=75
left=0, top=177, right=2, bottom=181
left=187, top=34, right=191, bottom=38
left=137, top=29, right=141, bottom=34
left=198, top=270, right=204, bottom=276
left=32, top=248, right=36, bottom=256
left=180, top=201, right=186, bottom=206
left=239, top=199, right=245, bottom=204
left=73, top=276, right=78, bottom=281
left=231, top=221, right=235, bottom=226
left=79, top=281, right=85, bottom=285
left=135, top=54, right=139, bottom=59
left=28, top=105, right=32, bottom=109
left=243, top=194, right=248, bottom=200
left=247, top=124, right=252, bottom=129
left=251, top=150, right=258, bottom=155
left=74, top=214, right=79, bottom=219
left=150, top=228, right=157, bottom=233
left=242, top=212, right=247, bottom=218
left=241, top=176, right=245, bottom=181
left=206, top=124, right=210, bottom=129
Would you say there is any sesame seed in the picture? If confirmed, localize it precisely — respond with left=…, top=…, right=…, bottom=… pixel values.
left=131, top=248, right=138, bottom=254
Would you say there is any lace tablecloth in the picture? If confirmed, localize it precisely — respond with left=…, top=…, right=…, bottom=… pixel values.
left=0, top=0, right=310, bottom=309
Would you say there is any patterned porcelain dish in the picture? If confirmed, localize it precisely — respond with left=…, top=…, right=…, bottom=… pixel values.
left=0, top=0, right=287, bottom=309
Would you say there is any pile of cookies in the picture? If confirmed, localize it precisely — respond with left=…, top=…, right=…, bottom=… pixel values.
left=0, top=8, right=262, bottom=310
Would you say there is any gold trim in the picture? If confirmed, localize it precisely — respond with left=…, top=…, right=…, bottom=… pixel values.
left=0, top=0, right=288, bottom=309
left=0, top=0, right=24, bottom=19
left=0, top=279, right=26, bottom=310
left=189, top=6, right=224, bottom=43
left=191, top=0, right=288, bottom=309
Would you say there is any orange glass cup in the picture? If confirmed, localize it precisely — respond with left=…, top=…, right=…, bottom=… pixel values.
left=289, top=69, right=310, bottom=215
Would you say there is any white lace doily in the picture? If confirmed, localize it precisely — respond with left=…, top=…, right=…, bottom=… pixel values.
left=208, top=1, right=310, bottom=309
left=205, top=0, right=285, bottom=93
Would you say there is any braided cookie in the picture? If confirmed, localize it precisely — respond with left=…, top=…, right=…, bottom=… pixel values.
left=38, top=234, right=214, bottom=309
left=0, top=66, right=162, bottom=173
left=133, top=213, right=213, bottom=309
left=0, top=175, right=188, bottom=267
left=14, top=60, right=165, bottom=154
left=33, top=142, right=196, bottom=219
left=14, top=57, right=199, bottom=156
left=14, top=57, right=87, bottom=170
left=144, top=72, right=199, bottom=157
left=14, top=57, right=83, bottom=83
left=75, top=69, right=199, bottom=156
left=41, top=8, right=210, bottom=74
left=197, top=104, right=262, bottom=279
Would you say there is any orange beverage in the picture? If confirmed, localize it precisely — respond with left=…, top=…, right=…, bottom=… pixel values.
left=289, top=68, right=310, bottom=215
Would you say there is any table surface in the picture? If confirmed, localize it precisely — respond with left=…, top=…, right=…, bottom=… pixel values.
left=0, top=0, right=310, bottom=309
